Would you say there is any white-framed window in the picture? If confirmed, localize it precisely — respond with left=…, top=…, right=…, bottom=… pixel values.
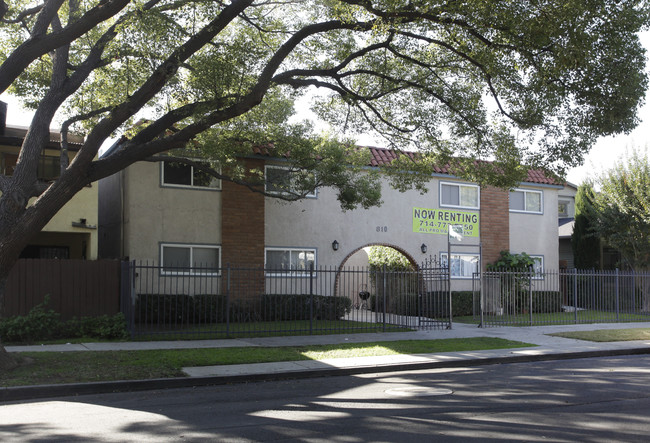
left=161, top=160, right=221, bottom=190
left=440, top=182, right=480, bottom=210
left=265, top=247, right=316, bottom=276
left=558, top=200, right=569, bottom=217
left=509, top=189, right=543, bottom=214
left=160, top=243, right=221, bottom=275
left=265, top=165, right=317, bottom=198
left=531, top=255, right=544, bottom=279
left=441, top=253, right=479, bottom=279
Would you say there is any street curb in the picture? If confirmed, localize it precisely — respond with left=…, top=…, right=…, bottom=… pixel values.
left=3, top=347, right=650, bottom=403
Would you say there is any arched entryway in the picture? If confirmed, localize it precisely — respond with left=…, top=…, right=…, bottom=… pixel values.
left=334, top=243, right=419, bottom=310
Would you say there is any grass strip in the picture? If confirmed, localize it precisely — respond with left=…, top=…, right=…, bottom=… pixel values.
left=2, top=337, right=534, bottom=387
left=548, top=328, right=650, bottom=342
left=455, top=311, right=650, bottom=326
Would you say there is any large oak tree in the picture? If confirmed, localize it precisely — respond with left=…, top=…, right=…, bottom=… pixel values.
left=0, top=0, right=648, bottom=366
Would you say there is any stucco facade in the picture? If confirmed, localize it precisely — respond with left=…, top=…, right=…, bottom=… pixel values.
left=99, top=149, right=562, bottom=293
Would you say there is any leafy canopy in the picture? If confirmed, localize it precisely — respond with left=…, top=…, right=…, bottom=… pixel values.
left=1, top=0, right=648, bottom=197
left=0, top=0, right=648, bottom=253
left=368, top=245, right=414, bottom=272
left=591, top=149, right=650, bottom=270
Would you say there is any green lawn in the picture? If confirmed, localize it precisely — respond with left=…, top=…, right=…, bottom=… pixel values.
left=548, top=328, right=650, bottom=342
left=454, top=310, right=650, bottom=326
left=3, top=337, right=534, bottom=387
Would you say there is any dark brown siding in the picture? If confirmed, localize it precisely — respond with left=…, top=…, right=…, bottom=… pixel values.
left=3, top=259, right=121, bottom=320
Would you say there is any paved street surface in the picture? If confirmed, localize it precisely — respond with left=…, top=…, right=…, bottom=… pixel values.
left=2, top=354, right=650, bottom=442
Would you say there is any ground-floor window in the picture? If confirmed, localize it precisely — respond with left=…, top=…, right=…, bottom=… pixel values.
left=160, top=243, right=220, bottom=275
left=265, top=247, right=316, bottom=275
left=531, top=255, right=544, bottom=279
left=441, top=253, right=479, bottom=279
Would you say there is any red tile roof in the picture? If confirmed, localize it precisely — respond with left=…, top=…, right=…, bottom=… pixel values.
left=252, top=144, right=560, bottom=186
left=364, top=146, right=560, bottom=186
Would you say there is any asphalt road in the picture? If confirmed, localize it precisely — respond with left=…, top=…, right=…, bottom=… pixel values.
left=2, top=355, right=650, bottom=442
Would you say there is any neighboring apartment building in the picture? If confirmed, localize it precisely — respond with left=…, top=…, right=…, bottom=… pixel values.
left=98, top=146, right=561, bottom=291
left=0, top=118, right=98, bottom=260
left=558, top=182, right=577, bottom=269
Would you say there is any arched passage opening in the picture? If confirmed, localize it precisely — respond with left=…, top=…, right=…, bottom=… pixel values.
left=334, top=243, right=420, bottom=311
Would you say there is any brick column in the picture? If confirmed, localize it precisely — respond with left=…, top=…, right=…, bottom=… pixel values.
left=221, top=158, right=265, bottom=298
left=480, top=186, right=510, bottom=269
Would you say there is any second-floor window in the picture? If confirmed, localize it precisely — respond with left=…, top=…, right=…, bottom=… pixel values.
left=1, top=153, right=60, bottom=181
left=558, top=200, right=569, bottom=217
left=510, top=189, right=543, bottom=214
left=440, top=182, right=479, bottom=209
left=265, top=165, right=317, bottom=198
left=161, top=160, right=220, bottom=190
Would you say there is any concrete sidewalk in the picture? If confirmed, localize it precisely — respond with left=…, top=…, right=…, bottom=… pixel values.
left=4, top=322, right=650, bottom=402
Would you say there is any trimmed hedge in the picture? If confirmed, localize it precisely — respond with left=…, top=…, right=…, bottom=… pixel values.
left=134, top=293, right=353, bottom=324
left=261, top=294, right=352, bottom=321
left=498, top=290, right=563, bottom=314
left=369, top=291, right=474, bottom=317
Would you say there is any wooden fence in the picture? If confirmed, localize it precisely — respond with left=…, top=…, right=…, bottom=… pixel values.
left=3, top=259, right=122, bottom=320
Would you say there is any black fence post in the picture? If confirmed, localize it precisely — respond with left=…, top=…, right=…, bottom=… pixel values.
left=616, top=268, right=621, bottom=323
left=382, top=264, right=387, bottom=332
left=529, top=266, right=533, bottom=326
left=226, top=264, right=231, bottom=335
left=573, top=268, right=578, bottom=324
left=119, top=260, right=135, bottom=339
left=309, top=263, right=314, bottom=335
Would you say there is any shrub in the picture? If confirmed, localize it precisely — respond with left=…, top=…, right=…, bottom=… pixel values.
left=192, top=294, right=229, bottom=323
left=0, top=295, right=61, bottom=342
left=261, top=294, right=352, bottom=321
left=0, top=296, right=128, bottom=343
left=371, top=291, right=475, bottom=317
left=135, top=293, right=194, bottom=324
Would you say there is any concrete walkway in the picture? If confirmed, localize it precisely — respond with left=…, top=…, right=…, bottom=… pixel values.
left=4, top=322, right=650, bottom=402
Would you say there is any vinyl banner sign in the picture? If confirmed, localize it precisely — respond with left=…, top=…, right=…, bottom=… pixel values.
left=412, top=207, right=479, bottom=237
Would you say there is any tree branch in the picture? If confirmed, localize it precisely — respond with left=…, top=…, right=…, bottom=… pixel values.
left=0, top=0, right=131, bottom=93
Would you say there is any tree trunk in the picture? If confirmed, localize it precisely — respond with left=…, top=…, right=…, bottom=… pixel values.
left=0, top=278, right=18, bottom=370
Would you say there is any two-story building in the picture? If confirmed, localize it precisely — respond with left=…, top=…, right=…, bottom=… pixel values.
left=98, top=146, right=561, bottom=293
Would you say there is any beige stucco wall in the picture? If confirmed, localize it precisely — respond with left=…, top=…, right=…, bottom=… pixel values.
left=509, top=185, right=559, bottom=270
left=264, top=175, right=483, bottom=291
left=41, top=183, right=99, bottom=259
left=122, top=161, right=222, bottom=262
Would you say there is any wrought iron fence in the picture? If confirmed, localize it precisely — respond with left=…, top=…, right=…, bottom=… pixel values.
left=472, top=268, right=650, bottom=326
left=121, top=260, right=450, bottom=339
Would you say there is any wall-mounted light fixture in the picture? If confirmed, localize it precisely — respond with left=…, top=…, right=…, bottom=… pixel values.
left=420, top=243, right=427, bottom=254
left=332, top=240, right=339, bottom=251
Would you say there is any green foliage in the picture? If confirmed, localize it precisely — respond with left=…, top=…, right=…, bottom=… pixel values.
left=572, top=182, right=601, bottom=269
left=368, top=246, right=414, bottom=272
left=0, top=296, right=128, bottom=343
left=487, top=250, right=536, bottom=270
left=370, top=291, right=474, bottom=317
left=261, top=294, right=352, bottom=321
left=0, top=296, right=61, bottom=342
left=591, top=149, right=650, bottom=271
left=3, top=0, right=648, bottom=197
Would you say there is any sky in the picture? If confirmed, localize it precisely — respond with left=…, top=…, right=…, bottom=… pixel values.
left=2, top=31, right=650, bottom=185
